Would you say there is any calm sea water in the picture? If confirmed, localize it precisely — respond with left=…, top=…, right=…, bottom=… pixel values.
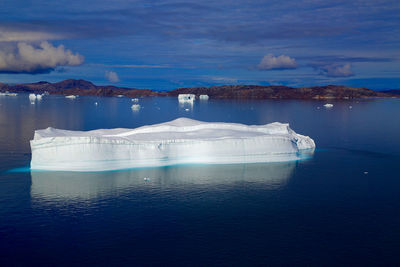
left=1, top=94, right=399, bottom=266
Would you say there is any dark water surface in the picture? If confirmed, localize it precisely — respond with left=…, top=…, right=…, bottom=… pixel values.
left=1, top=95, right=399, bottom=266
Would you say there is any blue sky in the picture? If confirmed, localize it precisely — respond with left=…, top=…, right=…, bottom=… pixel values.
left=0, top=0, right=399, bottom=90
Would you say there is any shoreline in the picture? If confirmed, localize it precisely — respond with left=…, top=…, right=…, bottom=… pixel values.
left=1, top=79, right=399, bottom=100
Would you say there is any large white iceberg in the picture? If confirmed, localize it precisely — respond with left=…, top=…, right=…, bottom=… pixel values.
left=30, top=118, right=315, bottom=171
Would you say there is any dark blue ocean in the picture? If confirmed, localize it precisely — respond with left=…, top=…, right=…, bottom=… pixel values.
left=1, top=94, right=400, bottom=266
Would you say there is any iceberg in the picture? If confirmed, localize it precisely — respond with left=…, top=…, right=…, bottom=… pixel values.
left=30, top=118, right=315, bottom=171
left=29, top=93, right=37, bottom=101
left=324, top=103, right=333, bottom=108
left=0, top=91, right=18, bottom=96
left=65, top=95, right=77, bottom=99
left=199, top=94, right=209, bottom=100
left=131, top=104, right=140, bottom=111
left=178, top=94, right=195, bottom=102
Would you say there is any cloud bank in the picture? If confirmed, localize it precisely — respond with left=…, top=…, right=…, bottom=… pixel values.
left=0, top=28, right=63, bottom=42
left=258, top=54, right=297, bottom=70
left=105, top=70, right=120, bottom=83
left=0, top=41, right=84, bottom=74
left=317, top=63, right=354, bottom=77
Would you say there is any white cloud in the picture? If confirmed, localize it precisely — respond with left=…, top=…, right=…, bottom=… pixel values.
left=209, top=76, right=238, bottom=83
left=318, top=63, right=354, bottom=77
left=105, top=70, right=120, bottom=83
left=0, top=41, right=84, bottom=73
left=258, top=54, right=297, bottom=70
left=0, top=29, right=64, bottom=42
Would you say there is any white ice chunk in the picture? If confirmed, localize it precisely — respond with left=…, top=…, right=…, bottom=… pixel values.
left=178, top=94, right=195, bottom=102
left=0, top=91, right=18, bottom=96
left=199, top=94, right=209, bottom=100
left=65, top=95, right=77, bottom=99
left=29, top=93, right=37, bottom=101
left=131, top=98, right=139, bottom=102
left=36, top=94, right=43, bottom=100
left=30, top=118, right=315, bottom=171
left=131, top=104, right=140, bottom=111
left=324, top=103, right=333, bottom=108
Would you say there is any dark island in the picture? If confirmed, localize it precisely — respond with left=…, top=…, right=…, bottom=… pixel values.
left=0, top=79, right=398, bottom=99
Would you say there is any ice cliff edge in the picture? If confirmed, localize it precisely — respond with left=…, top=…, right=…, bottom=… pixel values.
left=30, top=118, right=315, bottom=171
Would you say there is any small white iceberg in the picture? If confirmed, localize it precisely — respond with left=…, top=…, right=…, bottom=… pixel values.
left=36, top=94, right=43, bottom=101
left=178, top=94, right=195, bottom=102
left=29, top=93, right=37, bottom=101
left=324, top=103, right=333, bottom=108
left=199, top=94, right=209, bottom=100
left=131, top=104, right=141, bottom=111
left=0, top=91, right=18, bottom=96
left=65, top=95, right=77, bottom=99
left=131, top=98, right=139, bottom=102
left=30, top=118, right=315, bottom=171
left=117, top=95, right=124, bottom=98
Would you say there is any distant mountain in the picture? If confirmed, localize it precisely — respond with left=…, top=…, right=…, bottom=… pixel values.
left=382, top=89, right=400, bottom=95
left=0, top=79, right=161, bottom=97
left=0, top=79, right=398, bottom=99
left=169, top=84, right=397, bottom=99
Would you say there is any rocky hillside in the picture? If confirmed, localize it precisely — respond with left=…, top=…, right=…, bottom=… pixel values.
left=0, top=79, right=397, bottom=99
left=170, top=84, right=395, bottom=99
left=0, top=79, right=162, bottom=97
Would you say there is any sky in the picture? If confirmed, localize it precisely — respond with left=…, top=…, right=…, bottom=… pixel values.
left=0, top=0, right=399, bottom=90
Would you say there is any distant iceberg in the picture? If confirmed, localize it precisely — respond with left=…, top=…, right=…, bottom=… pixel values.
left=178, top=94, right=195, bottom=102
left=30, top=118, right=315, bottom=171
left=324, top=103, right=333, bottom=108
left=131, top=104, right=140, bottom=111
left=29, top=93, right=37, bottom=101
left=0, top=91, right=18, bottom=96
left=65, top=95, right=77, bottom=99
left=199, top=94, right=209, bottom=100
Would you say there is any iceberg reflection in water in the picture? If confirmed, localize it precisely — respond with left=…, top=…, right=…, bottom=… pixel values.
left=30, top=162, right=296, bottom=202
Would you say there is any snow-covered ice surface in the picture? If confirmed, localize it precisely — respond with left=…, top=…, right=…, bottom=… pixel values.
left=30, top=118, right=315, bottom=171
